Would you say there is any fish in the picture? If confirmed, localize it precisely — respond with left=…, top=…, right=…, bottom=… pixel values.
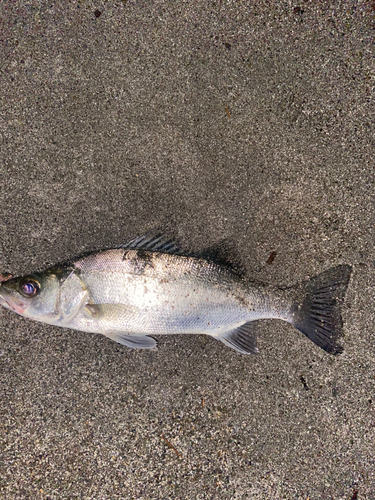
left=0, top=232, right=352, bottom=355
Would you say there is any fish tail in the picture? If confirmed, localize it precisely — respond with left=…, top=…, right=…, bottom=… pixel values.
left=289, top=265, right=352, bottom=354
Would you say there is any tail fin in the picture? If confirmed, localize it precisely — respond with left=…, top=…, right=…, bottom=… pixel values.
left=290, top=265, right=352, bottom=354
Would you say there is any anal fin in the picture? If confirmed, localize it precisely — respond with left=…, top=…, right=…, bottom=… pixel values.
left=218, top=321, right=259, bottom=355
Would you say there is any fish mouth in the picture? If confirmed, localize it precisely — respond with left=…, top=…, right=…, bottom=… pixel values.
left=0, top=288, right=27, bottom=315
left=0, top=273, right=13, bottom=283
left=0, top=273, right=28, bottom=315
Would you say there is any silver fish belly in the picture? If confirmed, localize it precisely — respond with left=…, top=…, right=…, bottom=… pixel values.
left=0, top=233, right=352, bottom=355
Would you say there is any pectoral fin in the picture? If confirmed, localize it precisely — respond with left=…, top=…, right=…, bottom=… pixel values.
left=83, top=303, right=156, bottom=350
left=218, top=321, right=259, bottom=354
left=104, top=331, right=157, bottom=350
left=84, top=303, right=138, bottom=319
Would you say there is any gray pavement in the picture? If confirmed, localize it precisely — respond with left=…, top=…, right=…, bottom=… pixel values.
left=0, top=1, right=374, bottom=499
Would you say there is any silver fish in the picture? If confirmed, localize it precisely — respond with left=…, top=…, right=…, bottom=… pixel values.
left=0, top=233, right=352, bottom=354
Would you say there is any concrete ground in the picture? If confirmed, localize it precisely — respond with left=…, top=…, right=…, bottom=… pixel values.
left=0, top=1, right=374, bottom=499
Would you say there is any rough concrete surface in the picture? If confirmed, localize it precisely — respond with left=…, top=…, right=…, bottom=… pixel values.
left=0, top=1, right=374, bottom=499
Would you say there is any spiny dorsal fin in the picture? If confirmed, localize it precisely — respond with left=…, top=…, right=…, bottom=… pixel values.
left=119, top=231, right=183, bottom=255
left=119, top=232, right=244, bottom=274
left=217, top=321, right=260, bottom=354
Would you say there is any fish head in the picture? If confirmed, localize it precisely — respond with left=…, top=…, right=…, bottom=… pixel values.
left=0, top=270, right=61, bottom=322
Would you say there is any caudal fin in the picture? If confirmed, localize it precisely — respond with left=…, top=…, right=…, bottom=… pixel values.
left=290, top=265, right=352, bottom=354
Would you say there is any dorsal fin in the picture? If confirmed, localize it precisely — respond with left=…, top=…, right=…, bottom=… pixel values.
left=119, top=232, right=244, bottom=275
left=191, top=239, right=245, bottom=276
left=119, top=231, right=184, bottom=255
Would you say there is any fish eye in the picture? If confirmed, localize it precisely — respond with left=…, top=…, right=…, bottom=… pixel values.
left=19, top=278, right=40, bottom=298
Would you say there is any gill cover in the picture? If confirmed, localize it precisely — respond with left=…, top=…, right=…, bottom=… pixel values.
left=0, top=267, right=88, bottom=326
left=58, top=270, right=89, bottom=325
